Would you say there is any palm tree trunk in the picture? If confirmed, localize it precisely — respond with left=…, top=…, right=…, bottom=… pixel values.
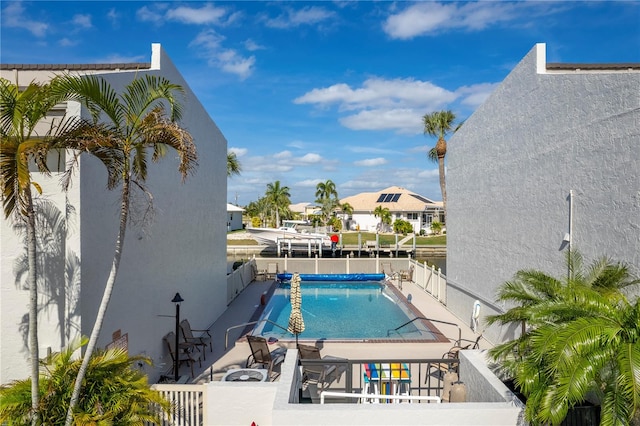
left=65, top=175, right=130, bottom=426
left=25, top=189, right=40, bottom=426
left=438, top=155, right=447, bottom=223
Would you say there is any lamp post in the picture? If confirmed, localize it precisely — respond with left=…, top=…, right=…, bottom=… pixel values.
left=171, top=292, right=184, bottom=382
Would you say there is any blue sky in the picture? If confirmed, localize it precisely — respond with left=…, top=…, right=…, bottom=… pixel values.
left=2, top=1, right=639, bottom=205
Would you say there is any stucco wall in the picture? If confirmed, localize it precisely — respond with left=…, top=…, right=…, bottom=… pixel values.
left=446, top=43, right=640, bottom=343
left=0, top=44, right=228, bottom=384
left=205, top=349, right=522, bottom=425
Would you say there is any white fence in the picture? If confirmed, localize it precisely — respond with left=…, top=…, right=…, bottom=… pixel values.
left=244, top=255, right=447, bottom=303
left=150, top=383, right=207, bottom=425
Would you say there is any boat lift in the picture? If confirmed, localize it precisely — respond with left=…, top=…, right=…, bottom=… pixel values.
left=276, top=237, right=326, bottom=257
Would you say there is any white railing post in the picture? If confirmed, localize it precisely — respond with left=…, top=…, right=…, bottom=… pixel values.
left=315, top=254, right=319, bottom=274
left=346, top=254, right=350, bottom=274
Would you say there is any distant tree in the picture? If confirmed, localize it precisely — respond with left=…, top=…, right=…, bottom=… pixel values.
left=488, top=251, right=640, bottom=426
left=0, top=338, right=171, bottom=424
left=424, top=110, right=461, bottom=224
left=315, top=180, right=339, bottom=227
left=373, top=205, right=391, bottom=232
left=393, top=219, right=413, bottom=235
left=227, top=151, right=241, bottom=176
left=430, top=221, right=443, bottom=235
left=339, top=202, right=354, bottom=230
left=265, top=180, right=291, bottom=227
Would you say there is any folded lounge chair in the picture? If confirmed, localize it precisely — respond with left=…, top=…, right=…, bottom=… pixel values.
left=163, top=331, right=200, bottom=379
left=246, top=335, right=286, bottom=379
left=180, top=319, right=213, bottom=360
left=265, top=263, right=279, bottom=280
left=298, top=344, right=345, bottom=388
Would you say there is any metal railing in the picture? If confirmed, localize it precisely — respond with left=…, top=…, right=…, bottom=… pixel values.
left=299, top=357, right=458, bottom=404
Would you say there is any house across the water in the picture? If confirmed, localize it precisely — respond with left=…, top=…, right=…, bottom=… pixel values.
left=340, top=186, right=443, bottom=234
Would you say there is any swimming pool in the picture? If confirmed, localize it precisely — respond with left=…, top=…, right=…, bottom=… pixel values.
left=253, top=278, right=439, bottom=341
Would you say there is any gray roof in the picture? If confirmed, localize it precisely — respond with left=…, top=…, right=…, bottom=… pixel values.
left=0, top=63, right=151, bottom=71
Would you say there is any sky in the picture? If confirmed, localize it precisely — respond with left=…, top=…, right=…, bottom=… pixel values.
left=2, top=1, right=639, bottom=206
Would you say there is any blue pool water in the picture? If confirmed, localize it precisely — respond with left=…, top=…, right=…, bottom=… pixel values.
left=254, top=280, right=437, bottom=340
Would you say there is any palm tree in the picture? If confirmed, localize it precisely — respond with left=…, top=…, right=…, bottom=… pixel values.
left=0, top=77, right=77, bottom=424
left=315, top=180, right=339, bottom=227
left=423, top=110, right=460, bottom=223
left=265, top=180, right=291, bottom=228
left=373, top=205, right=391, bottom=232
left=0, top=338, right=171, bottom=424
left=56, top=74, right=198, bottom=425
left=315, top=179, right=337, bottom=201
left=227, top=151, right=241, bottom=176
left=487, top=251, right=640, bottom=425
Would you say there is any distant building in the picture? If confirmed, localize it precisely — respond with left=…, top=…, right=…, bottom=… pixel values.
left=0, top=44, right=228, bottom=384
left=446, top=43, right=640, bottom=344
left=340, top=186, right=443, bottom=233
left=289, top=202, right=320, bottom=221
left=227, top=204, right=244, bottom=231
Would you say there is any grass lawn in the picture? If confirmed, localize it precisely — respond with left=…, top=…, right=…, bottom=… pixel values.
left=227, top=230, right=446, bottom=246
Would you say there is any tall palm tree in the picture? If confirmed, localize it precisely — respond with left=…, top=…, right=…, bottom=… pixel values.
left=265, top=180, right=290, bottom=228
left=488, top=251, right=640, bottom=425
left=227, top=151, right=241, bottom=177
left=373, top=205, right=391, bottom=232
left=0, top=77, right=77, bottom=424
left=0, top=338, right=171, bottom=424
left=315, top=179, right=337, bottom=201
left=56, top=74, right=198, bottom=425
left=423, top=110, right=460, bottom=223
left=315, top=180, right=339, bottom=227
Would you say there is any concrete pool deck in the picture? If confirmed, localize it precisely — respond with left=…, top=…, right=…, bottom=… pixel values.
left=179, top=276, right=490, bottom=384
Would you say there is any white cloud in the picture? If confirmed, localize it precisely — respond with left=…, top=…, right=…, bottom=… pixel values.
left=264, top=6, right=335, bottom=29
left=190, top=29, right=256, bottom=79
left=58, top=38, right=78, bottom=47
left=294, top=78, right=457, bottom=111
left=354, top=158, right=388, bottom=167
left=456, top=83, right=498, bottom=107
left=107, top=9, right=119, bottom=26
left=72, top=14, right=92, bottom=29
left=229, top=147, right=247, bottom=157
left=297, top=179, right=323, bottom=188
left=274, top=150, right=293, bottom=159
left=298, top=153, right=323, bottom=163
left=136, top=5, right=166, bottom=24
left=244, top=39, right=265, bottom=51
left=2, top=2, right=49, bottom=37
left=383, top=2, right=519, bottom=39
left=166, top=4, right=228, bottom=25
left=340, top=109, right=424, bottom=134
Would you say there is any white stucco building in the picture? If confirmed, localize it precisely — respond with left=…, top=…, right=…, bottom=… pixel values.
left=227, top=204, right=244, bottom=231
left=340, top=186, right=443, bottom=233
left=0, top=44, right=228, bottom=384
left=445, top=43, right=640, bottom=344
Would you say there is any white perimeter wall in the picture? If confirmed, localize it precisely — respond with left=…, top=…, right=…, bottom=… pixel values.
left=446, top=43, right=640, bottom=344
left=0, top=44, right=228, bottom=383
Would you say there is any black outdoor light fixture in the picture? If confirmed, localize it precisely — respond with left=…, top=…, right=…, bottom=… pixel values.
left=171, top=292, right=184, bottom=382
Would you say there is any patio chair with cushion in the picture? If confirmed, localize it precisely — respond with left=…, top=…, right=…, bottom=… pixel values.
left=163, top=331, right=201, bottom=379
left=246, top=335, right=286, bottom=379
left=180, top=319, right=213, bottom=360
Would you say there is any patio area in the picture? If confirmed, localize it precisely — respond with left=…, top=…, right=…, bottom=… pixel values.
left=150, top=258, right=524, bottom=425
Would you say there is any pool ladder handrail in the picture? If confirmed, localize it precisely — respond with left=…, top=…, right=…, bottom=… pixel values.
left=225, top=319, right=290, bottom=349
left=387, top=317, right=461, bottom=344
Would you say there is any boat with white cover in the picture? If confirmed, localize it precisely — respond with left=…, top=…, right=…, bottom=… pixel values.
left=246, top=220, right=331, bottom=247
